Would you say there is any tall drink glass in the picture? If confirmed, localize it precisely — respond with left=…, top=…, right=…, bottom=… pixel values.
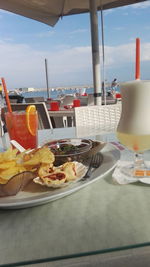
left=116, top=80, right=150, bottom=177
left=5, top=111, right=38, bottom=149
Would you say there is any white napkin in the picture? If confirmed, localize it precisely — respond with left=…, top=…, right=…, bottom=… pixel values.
left=112, top=160, right=150, bottom=185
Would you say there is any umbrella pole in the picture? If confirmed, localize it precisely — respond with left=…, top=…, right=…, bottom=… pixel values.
left=100, top=8, right=106, bottom=106
left=45, top=58, right=50, bottom=98
left=89, top=0, right=101, bottom=105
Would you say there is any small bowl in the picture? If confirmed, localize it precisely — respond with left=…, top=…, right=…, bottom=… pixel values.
left=43, top=138, right=92, bottom=166
left=0, top=171, right=35, bottom=197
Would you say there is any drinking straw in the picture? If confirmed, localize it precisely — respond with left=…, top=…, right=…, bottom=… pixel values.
left=1, top=77, right=12, bottom=113
left=135, top=38, right=140, bottom=80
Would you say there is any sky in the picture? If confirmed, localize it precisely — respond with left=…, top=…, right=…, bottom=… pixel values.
left=0, top=1, right=150, bottom=89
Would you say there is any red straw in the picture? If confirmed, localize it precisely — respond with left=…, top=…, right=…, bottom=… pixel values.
left=1, top=77, right=12, bottom=113
left=135, top=38, right=140, bottom=80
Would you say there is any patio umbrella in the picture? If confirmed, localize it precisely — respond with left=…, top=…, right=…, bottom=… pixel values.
left=0, top=0, right=147, bottom=104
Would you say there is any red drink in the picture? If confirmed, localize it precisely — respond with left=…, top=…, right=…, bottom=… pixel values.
left=5, top=111, right=38, bottom=149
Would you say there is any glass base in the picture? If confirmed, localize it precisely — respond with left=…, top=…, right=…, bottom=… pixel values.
left=120, top=163, right=150, bottom=178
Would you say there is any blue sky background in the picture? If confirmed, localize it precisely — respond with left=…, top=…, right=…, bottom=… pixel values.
left=0, top=1, right=150, bottom=89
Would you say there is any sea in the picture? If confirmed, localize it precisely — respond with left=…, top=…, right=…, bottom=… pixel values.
left=21, top=86, right=120, bottom=99
left=21, top=87, right=94, bottom=99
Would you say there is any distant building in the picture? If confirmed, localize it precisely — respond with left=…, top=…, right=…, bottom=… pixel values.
left=28, top=87, right=35, bottom=92
left=19, top=87, right=35, bottom=92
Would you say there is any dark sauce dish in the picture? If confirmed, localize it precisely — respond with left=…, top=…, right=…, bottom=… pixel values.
left=43, top=138, right=92, bottom=166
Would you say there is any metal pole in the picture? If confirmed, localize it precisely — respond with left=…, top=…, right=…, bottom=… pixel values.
left=100, top=8, right=106, bottom=105
left=89, top=0, right=101, bottom=105
left=45, top=58, right=50, bottom=98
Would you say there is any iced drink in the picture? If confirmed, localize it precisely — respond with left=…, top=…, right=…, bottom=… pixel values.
left=5, top=111, right=38, bottom=149
left=117, top=80, right=150, bottom=152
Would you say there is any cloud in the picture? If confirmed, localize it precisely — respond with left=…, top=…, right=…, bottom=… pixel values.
left=70, top=29, right=88, bottom=34
left=1, top=37, right=13, bottom=42
left=104, top=42, right=150, bottom=65
left=131, top=1, right=150, bottom=8
left=35, top=31, right=55, bottom=38
left=104, top=9, right=114, bottom=16
left=0, top=40, right=150, bottom=88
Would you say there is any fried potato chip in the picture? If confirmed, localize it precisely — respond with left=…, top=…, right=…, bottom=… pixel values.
left=16, top=150, right=27, bottom=163
left=0, top=160, right=16, bottom=170
left=0, top=167, right=22, bottom=180
left=23, top=165, right=37, bottom=172
left=0, top=177, right=8, bottom=184
left=0, top=146, right=18, bottom=162
left=23, top=147, right=55, bottom=166
left=37, top=147, right=55, bottom=164
left=0, top=146, right=56, bottom=187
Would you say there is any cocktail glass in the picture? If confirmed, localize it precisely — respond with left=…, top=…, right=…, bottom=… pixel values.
left=5, top=110, right=38, bottom=149
left=116, top=80, right=150, bottom=178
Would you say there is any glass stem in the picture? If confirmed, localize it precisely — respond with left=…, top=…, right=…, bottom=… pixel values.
left=134, top=152, right=145, bottom=170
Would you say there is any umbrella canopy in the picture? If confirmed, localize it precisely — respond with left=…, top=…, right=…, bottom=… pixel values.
left=0, top=0, right=147, bottom=104
left=0, top=0, right=146, bottom=26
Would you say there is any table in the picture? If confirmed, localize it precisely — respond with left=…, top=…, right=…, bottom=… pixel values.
left=1, top=127, right=150, bottom=266
left=48, top=109, right=75, bottom=128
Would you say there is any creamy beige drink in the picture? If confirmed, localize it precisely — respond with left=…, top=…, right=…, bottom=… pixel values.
left=117, top=80, right=150, bottom=152
left=117, top=132, right=150, bottom=152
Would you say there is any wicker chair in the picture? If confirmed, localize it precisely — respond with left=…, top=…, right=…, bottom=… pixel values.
left=75, top=103, right=121, bottom=132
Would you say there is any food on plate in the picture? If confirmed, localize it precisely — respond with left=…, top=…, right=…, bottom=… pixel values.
left=61, top=162, right=76, bottom=181
left=23, top=146, right=54, bottom=166
left=0, top=144, right=85, bottom=195
left=0, top=146, right=54, bottom=184
left=0, top=146, right=26, bottom=184
left=36, top=169, right=67, bottom=186
left=46, top=139, right=92, bottom=155
left=0, top=146, right=18, bottom=162
left=0, top=146, right=56, bottom=196
left=50, top=143, right=85, bottom=155
left=43, top=138, right=92, bottom=166
left=34, top=161, right=77, bottom=187
left=43, top=138, right=106, bottom=166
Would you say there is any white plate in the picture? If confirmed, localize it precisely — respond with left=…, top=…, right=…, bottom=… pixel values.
left=0, top=143, right=120, bottom=209
left=139, top=178, right=150, bottom=184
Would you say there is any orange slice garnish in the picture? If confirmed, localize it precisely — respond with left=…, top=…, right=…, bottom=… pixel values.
left=26, top=105, right=37, bottom=136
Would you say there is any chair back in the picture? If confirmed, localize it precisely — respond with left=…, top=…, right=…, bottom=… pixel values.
left=75, top=103, right=121, bottom=132
left=87, top=94, right=94, bottom=106
left=33, top=97, right=45, bottom=102
left=87, top=94, right=117, bottom=106
left=4, top=95, right=24, bottom=104
left=4, top=102, right=53, bottom=130
left=24, top=98, right=35, bottom=103
left=61, top=95, right=74, bottom=106
left=25, top=97, right=45, bottom=103
left=78, top=96, right=88, bottom=106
